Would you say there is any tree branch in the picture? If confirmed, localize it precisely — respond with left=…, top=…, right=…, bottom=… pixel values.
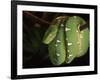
left=23, top=12, right=50, bottom=25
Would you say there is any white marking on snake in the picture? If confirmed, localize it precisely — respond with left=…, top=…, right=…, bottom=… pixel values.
left=68, top=54, right=72, bottom=58
left=68, top=43, right=72, bottom=46
left=56, top=53, right=60, bottom=57
left=61, top=24, right=64, bottom=27
left=69, top=55, right=72, bottom=57
left=76, top=30, right=78, bottom=32
left=73, top=16, right=77, bottom=18
left=68, top=50, right=70, bottom=52
left=57, top=40, right=61, bottom=43
left=65, top=27, right=71, bottom=32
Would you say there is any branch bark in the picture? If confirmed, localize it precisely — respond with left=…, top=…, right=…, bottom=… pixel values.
left=23, top=12, right=50, bottom=25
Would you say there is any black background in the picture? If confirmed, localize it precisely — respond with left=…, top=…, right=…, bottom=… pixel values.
left=23, top=11, right=90, bottom=68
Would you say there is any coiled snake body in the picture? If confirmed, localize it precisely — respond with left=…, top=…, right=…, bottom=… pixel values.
left=43, top=16, right=89, bottom=65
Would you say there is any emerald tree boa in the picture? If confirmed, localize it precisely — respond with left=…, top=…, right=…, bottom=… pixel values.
left=43, top=16, right=89, bottom=65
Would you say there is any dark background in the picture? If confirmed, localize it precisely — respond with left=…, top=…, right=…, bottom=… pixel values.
left=23, top=11, right=90, bottom=68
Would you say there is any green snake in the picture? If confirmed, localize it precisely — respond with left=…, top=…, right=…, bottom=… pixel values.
left=43, top=16, right=89, bottom=65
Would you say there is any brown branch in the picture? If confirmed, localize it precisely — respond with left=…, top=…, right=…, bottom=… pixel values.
left=23, top=11, right=50, bottom=25
left=80, top=21, right=89, bottom=31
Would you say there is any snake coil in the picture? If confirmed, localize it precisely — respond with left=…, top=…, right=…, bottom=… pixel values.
left=43, top=16, right=89, bottom=65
